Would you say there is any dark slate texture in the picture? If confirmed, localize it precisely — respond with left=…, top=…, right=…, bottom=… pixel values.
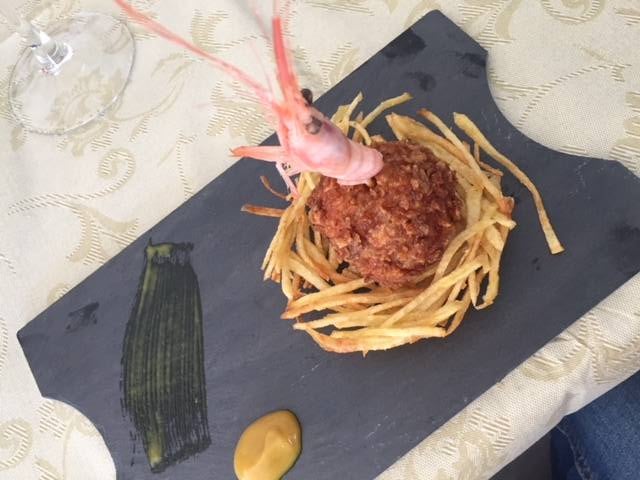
left=18, top=11, right=640, bottom=480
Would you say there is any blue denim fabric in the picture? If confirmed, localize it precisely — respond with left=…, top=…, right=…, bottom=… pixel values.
left=551, top=371, right=640, bottom=480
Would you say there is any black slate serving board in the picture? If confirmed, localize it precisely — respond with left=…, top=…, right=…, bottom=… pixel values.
left=18, top=10, right=640, bottom=480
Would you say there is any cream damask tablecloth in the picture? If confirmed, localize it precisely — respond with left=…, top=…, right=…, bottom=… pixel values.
left=1, top=1, right=639, bottom=479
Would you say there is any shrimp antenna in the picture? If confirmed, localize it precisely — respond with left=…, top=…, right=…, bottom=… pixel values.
left=275, top=0, right=294, bottom=36
left=245, top=0, right=280, bottom=106
left=246, top=0, right=272, bottom=43
left=247, top=37, right=276, bottom=106
left=114, top=0, right=273, bottom=107
left=270, top=1, right=300, bottom=105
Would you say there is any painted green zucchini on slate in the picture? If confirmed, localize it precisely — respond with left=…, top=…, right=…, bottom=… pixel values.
left=122, top=241, right=210, bottom=473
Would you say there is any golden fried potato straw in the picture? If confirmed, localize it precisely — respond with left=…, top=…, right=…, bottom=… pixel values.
left=454, top=113, right=564, bottom=254
left=247, top=94, right=563, bottom=354
left=241, top=204, right=285, bottom=218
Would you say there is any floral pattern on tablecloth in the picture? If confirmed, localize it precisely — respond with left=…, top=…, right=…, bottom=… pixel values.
left=1, top=1, right=639, bottom=479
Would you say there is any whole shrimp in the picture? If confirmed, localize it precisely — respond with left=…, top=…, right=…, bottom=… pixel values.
left=115, top=0, right=383, bottom=194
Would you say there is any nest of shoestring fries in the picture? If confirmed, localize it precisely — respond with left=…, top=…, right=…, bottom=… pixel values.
left=244, top=93, right=563, bottom=354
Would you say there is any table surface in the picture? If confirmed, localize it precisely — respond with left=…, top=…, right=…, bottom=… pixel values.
left=1, top=1, right=639, bottom=479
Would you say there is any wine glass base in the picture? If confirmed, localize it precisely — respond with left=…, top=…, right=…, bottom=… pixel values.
left=8, top=12, right=135, bottom=135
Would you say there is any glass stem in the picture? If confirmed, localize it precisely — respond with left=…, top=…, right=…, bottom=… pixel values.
left=18, top=19, right=73, bottom=74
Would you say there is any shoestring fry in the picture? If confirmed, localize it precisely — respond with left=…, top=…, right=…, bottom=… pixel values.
left=246, top=93, right=563, bottom=354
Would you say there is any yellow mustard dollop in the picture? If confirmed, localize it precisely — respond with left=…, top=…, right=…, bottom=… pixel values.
left=233, top=410, right=302, bottom=480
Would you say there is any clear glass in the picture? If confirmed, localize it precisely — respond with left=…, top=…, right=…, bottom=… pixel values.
left=0, top=4, right=135, bottom=135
